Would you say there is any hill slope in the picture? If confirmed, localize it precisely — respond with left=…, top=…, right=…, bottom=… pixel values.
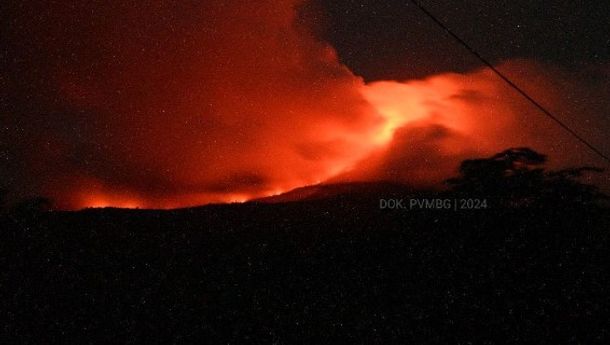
left=2, top=186, right=610, bottom=344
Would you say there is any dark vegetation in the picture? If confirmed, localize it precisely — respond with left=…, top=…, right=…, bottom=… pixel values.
left=2, top=148, right=609, bottom=344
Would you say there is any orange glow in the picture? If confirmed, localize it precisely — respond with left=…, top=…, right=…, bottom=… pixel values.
left=78, top=190, right=144, bottom=209
left=83, top=197, right=142, bottom=210
left=336, top=61, right=605, bottom=187
left=59, top=59, right=604, bottom=210
left=8, top=0, right=605, bottom=210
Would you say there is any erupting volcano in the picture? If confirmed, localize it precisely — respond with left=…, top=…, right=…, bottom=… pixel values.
left=1, top=0, right=609, bottom=209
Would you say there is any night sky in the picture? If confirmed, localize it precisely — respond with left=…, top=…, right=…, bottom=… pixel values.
left=319, top=1, right=610, bottom=80
left=1, top=0, right=609, bottom=209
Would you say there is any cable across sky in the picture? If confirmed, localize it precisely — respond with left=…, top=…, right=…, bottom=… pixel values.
left=409, top=0, right=610, bottom=165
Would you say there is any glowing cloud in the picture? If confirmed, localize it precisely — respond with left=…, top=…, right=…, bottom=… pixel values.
left=340, top=60, right=610, bottom=187
left=2, top=1, right=608, bottom=209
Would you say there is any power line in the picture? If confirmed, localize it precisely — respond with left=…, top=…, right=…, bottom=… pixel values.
left=409, top=0, right=610, bottom=164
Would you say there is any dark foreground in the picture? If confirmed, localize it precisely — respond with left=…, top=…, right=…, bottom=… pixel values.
left=2, top=194, right=609, bottom=344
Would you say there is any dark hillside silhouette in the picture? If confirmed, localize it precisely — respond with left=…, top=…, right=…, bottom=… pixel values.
left=2, top=149, right=609, bottom=344
left=12, top=196, right=53, bottom=215
left=0, top=189, right=6, bottom=213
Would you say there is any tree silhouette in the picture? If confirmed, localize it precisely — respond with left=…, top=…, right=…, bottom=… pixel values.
left=447, top=147, right=608, bottom=208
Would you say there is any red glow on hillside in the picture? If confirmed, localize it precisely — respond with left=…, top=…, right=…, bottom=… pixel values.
left=3, top=1, right=607, bottom=210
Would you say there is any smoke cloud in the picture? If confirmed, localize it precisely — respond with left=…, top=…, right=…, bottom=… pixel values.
left=339, top=61, right=610, bottom=188
left=1, top=1, right=608, bottom=209
left=2, top=0, right=386, bottom=208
